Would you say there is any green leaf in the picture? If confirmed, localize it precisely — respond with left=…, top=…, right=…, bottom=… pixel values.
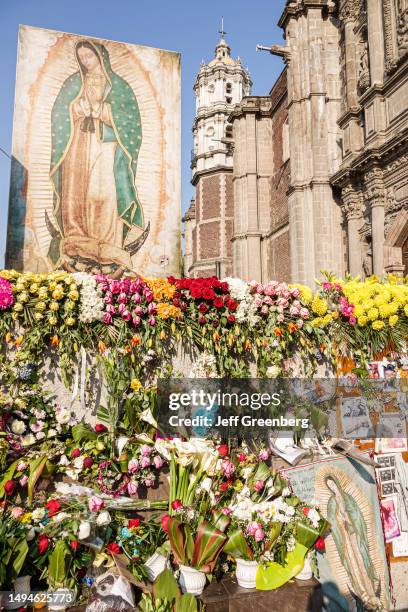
left=28, top=456, right=48, bottom=504
left=256, top=542, right=307, bottom=590
left=48, top=540, right=71, bottom=588
left=9, top=538, right=28, bottom=581
left=0, top=461, right=18, bottom=498
left=71, top=423, right=97, bottom=442
left=153, top=568, right=180, bottom=602
left=223, top=528, right=253, bottom=561
left=191, top=521, right=227, bottom=572
left=175, top=593, right=199, bottom=612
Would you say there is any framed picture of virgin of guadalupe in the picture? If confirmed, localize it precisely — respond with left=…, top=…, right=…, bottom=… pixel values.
left=6, top=25, right=181, bottom=277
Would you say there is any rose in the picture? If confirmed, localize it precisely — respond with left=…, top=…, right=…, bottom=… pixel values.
left=106, top=542, right=120, bottom=555
left=140, top=445, right=152, bottom=457
left=96, top=511, right=111, bottom=526
left=258, top=449, right=269, bottom=461
left=83, top=457, right=93, bottom=469
left=217, top=444, right=229, bottom=458
left=128, top=459, right=139, bottom=474
left=88, top=496, right=104, bottom=512
left=4, top=480, right=16, bottom=496
left=254, top=480, right=265, bottom=493
left=227, top=314, right=236, bottom=324
left=171, top=499, right=183, bottom=511
left=95, top=424, right=107, bottom=433
left=71, top=448, right=81, bottom=459
left=213, top=296, right=224, bottom=308
left=314, top=536, right=325, bottom=552
left=129, top=518, right=140, bottom=528
left=161, top=514, right=171, bottom=532
left=246, top=521, right=260, bottom=536
left=37, top=534, right=49, bottom=555
left=70, top=540, right=79, bottom=551
left=153, top=455, right=164, bottom=469
left=140, top=456, right=151, bottom=469
left=237, top=452, right=246, bottom=463
left=10, top=506, right=24, bottom=519
left=45, top=499, right=61, bottom=517
left=254, top=528, right=265, bottom=542
left=198, top=303, right=209, bottom=314
left=221, top=459, right=235, bottom=478
left=127, top=482, right=138, bottom=496
left=78, top=521, right=91, bottom=540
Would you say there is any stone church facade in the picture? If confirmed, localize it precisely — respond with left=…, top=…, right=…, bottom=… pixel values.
left=183, top=0, right=408, bottom=286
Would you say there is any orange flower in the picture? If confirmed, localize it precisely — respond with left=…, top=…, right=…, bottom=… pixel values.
left=245, top=338, right=252, bottom=351
left=98, top=341, right=107, bottom=354
left=288, top=322, right=298, bottom=333
left=51, top=335, right=59, bottom=346
left=5, top=332, right=11, bottom=343
left=160, top=330, right=167, bottom=340
left=123, top=345, right=132, bottom=354
left=213, top=331, right=221, bottom=342
left=14, top=335, right=24, bottom=347
left=320, top=344, right=326, bottom=352
left=131, top=335, right=141, bottom=347
left=274, top=327, right=283, bottom=337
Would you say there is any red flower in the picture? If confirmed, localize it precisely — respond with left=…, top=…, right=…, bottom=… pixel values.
left=173, top=298, right=180, bottom=307
left=37, top=534, right=49, bottom=555
left=237, top=453, right=246, bottom=463
left=314, top=536, right=325, bottom=552
left=4, top=480, right=16, bottom=496
left=70, top=540, right=79, bottom=551
left=161, top=514, right=171, bottom=533
left=198, top=316, right=206, bottom=325
left=71, top=448, right=81, bottom=459
left=106, top=542, right=120, bottom=555
left=45, top=499, right=61, bottom=517
left=167, top=276, right=176, bottom=285
left=213, top=297, right=224, bottom=309
left=219, top=481, right=231, bottom=492
left=227, top=299, right=238, bottom=312
left=198, top=303, right=209, bottom=314
left=171, top=499, right=183, bottom=511
left=213, top=320, right=219, bottom=328
left=128, top=518, right=140, bottom=528
left=303, top=507, right=310, bottom=516
left=95, top=424, right=107, bottom=433
left=227, top=314, right=236, bottom=324
left=202, top=288, right=215, bottom=301
left=190, top=287, right=202, bottom=299
left=83, top=457, right=93, bottom=469
left=217, top=444, right=229, bottom=457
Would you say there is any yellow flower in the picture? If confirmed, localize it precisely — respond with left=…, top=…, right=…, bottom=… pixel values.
left=65, top=317, right=76, bottom=326
left=17, top=292, right=29, bottom=303
left=156, top=303, right=181, bottom=320
left=311, top=317, right=323, bottom=327
left=130, top=379, right=142, bottom=391
left=13, top=303, right=23, bottom=312
left=144, top=277, right=176, bottom=301
left=367, top=307, right=379, bottom=321
left=29, top=283, right=39, bottom=293
left=21, top=513, right=32, bottom=524
left=357, top=315, right=368, bottom=326
left=34, top=312, right=44, bottom=321
left=52, top=288, right=64, bottom=300
left=48, top=281, right=57, bottom=290
left=49, top=301, right=59, bottom=312
left=66, top=300, right=76, bottom=310
left=290, top=284, right=313, bottom=304
left=15, top=398, right=26, bottom=409
left=372, top=320, right=385, bottom=330
left=354, top=305, right=364, bottom=318
left=68, top=290, right=79, bottom=301
left=405, top=304, right=408, bottom=317
left=312, top=296, right=328, bottom=316
left=48, top=316, right=58, bottom=326
left=389, top=315, right=398, bottom=327
left=35, top=301, right=46, bottom=312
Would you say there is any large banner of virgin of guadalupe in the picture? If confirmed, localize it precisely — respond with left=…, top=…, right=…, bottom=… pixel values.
left=6, top=25, right=181, bottom=276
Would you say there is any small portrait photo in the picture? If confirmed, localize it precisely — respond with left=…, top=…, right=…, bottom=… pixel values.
left=340, top=397, right=373, bottom=439
left=381, top=481, right=398, bottom=497
left=375, top=454, right=396, bottom=469
left=380, top=497, right=401, bottom=542
left=377, top=467, right=396, bottom=483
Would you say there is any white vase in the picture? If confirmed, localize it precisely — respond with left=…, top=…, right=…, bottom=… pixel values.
left=5, top=575, right=31, bottom=610
left=179, top=565, right=206, bottom=596
left=144, top=552, right=167, bottom=582
left=235, top=558, right=258, bottom=589
left=295, top=554, right=313, bottom=581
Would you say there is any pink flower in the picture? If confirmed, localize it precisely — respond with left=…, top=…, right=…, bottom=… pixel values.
left=291, top=287, right=301, bottom=298
left=128, top=459, right=139, bottom=474
left=19, top=475, right=29, bottom=487
left=349, top=315, right=356, bottom=325
left=300, top=308, right=310, bottom=319
left=133, top=306, right=144, bottom=316
left=220, top=507, right=232, bottom=515
left=322, top=282, right=332, bottom=291
left=254, top=479, right=265, bottom=492
left=144, top=478, right=154, bottom=487
left=11, top=506, right=24, bottom=518
left=106, top=304, right=116, bottom=314
left=0, top=278, right=14, bottom=310
left=260, top=305, right=269, bottom=315
left=132, top=316, right=141, bottom=326
left=153, top=455, right=164, bottom=469
left=140, top=445, right=152, bottom=457
left=17, top=461, right=28, bottom=472
left=289, top=306, right=300, bottom=317
left=246, top=521, right=260, bottom=536
left=237, top=453, right=246, bottom=463
left=277, top=314, right=285, bottom=323
left=221, top=459, right=235, bottom=478
left=254, top=297, right=263, bottom=308
left=127, top=481, right=138, bottom=496
left=148, top=317, right=156, bottom=326
left=254, top=528, right=265, bottom=542
left=88, top=496, right=104, bottom=512
left=147, top=302, right=157, bottom=315
left=121, top=310, right=131, bottom=322
left=258, top=449, right=269, bottom=461
left=117, top=292, right=128, bottom=304
left=140, top=456, right=151, bottom=469
left=131, top=293, right=142, bottom=304
left=103, top=312, right=113, bottom=324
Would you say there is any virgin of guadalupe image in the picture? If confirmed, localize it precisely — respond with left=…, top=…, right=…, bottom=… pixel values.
left=325, top=475, right=383, bottom=611
left=47, top=40, right=150, bottom=274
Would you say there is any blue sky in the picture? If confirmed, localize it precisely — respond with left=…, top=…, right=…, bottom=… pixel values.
left=0, top=0, right=285, bottom=264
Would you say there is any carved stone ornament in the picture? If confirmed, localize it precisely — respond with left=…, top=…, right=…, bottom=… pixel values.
left=358, top=35, right=370, bottom=92
left=339, top=0, right=360, bottom=22
left=397, top=1, right=408, bottom=57
left=342, top=183, right=364, bottom=219
left=364, top=167, right=386, bottom=204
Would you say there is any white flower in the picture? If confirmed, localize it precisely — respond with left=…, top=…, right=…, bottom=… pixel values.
left=53, top=512, right=69, bottom=523
left=21, top=434, right=36, bottom=446
left=32, top=508, right=46, bottom=522
left=36, top=431, right=46, bottom=440
left=26, top=527, right=35, bottom=541
left=190, top=352, right=218, bottom=378
left=73, top=273, right=104, bottom=323
left=96, top=511, right=111, bottom=526
left=59, top=454, right=70, bottom=466
left=11, top=419, right=26, bottom=434
left=285, top=505, right=295, bottom=517
left=200, top=477, right=213, bottom=493
left=307, top=508, right=321, bottom=529
left=56, top=410, right=71, bottom=425
left=266, top=365, right=281, bottom=378
left=73, top=456, right=84, bottom=471
left=78, top=521, right=91, bottom=540
left=47, top=428, right=57, bottom=438
left=281, top=487, right=291, bottom=497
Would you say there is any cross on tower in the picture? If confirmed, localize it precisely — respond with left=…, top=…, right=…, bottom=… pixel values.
left=219, top=17, right=227, bottom=39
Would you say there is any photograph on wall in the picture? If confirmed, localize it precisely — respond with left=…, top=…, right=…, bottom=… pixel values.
left=6, top=25, right=181, bottom=277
